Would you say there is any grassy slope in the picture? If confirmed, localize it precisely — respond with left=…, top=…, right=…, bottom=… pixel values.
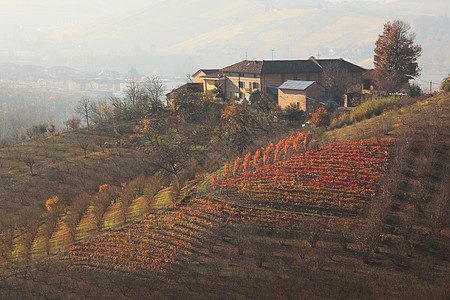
left=1, top=93, right=449, bottom=298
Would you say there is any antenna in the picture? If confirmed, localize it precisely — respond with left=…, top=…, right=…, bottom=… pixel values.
left=245, top=49, right=248, bottom=60
left=271, top=49, right=274, bottom=61
left=316, top=51, right=321, bottom=58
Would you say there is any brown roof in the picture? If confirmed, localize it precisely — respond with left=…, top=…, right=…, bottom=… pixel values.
left=193, top=69, right=220, bottom=77
left=166, top=83, right=203, bottom=98
left=309, top=56, right=366, bottom=73
left=221, top=60, right=263, bottom=74
left=261, top=60, right=321, bottom=74
left=221, top=59, right=322, bottom=74
left=200, top=71, right=225, bottom=79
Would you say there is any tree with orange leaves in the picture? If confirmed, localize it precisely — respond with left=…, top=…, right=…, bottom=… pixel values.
left=211, top=172, right=217, bottom=190
left=223, top=160, right=230, bottom=179
left=263, top=143, right=274, bottom=165
left=374, top=20, right=421, bottom=93
left=242, top=152, right=252, bottom=173
left=233, top=157, right=241, bottom=177
left=311, top=107, right=330, bottom=127
left=253, top=148, right=264, bottom=169
left=274, top=139, right=285, bottom=162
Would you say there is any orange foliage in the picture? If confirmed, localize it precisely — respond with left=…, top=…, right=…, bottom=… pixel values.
left=223, top=161, right=230, bottom=178
left=243, top=152, right=252, bottom=173
left=253, top=148, right=263, bottom=169
left=263, top=143, right=274, bottom=165
left=99, top=184, right=110, bottom=193
left=233, top=157, right=241, bottom=177
left=46, top=196, right=60, bottom=211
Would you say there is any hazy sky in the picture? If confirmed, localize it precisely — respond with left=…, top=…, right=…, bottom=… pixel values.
left=1, top=0, right=448, bottom=82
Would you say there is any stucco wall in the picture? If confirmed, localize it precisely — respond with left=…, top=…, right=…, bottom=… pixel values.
left=192, top=71, right=206, bottom=84
left=278, top=89, right=307, bottom=110
left=226, top=75, right=261, bottom=100
left=278, top=82, right=325, bottom=110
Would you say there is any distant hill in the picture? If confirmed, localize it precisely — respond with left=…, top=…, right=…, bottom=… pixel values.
left=1, top=1, right=447, bottom=85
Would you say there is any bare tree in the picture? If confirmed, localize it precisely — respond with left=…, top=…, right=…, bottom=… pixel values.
left=96, top=138, right=106, bottom=153
left=79, top=141, right=89, bottom=159
left=185, top=73, right=194, bottom=83
left=23, top=156, right=36, bottom=175
left=125, top=78, right=144, bottom=107
left=143, top=76, right=165, bottom=110
left=75, top=96, right=95, bottom=130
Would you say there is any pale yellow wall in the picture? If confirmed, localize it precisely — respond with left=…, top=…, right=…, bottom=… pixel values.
left=204, top=79, right=218, bottom=92
left=278, top=83, right=325, bottom=110
left=192, top=71, right=206, bottom=83
left=226, top=75, right=261, bottom=100
left=278, top=89, right=307, bottom=110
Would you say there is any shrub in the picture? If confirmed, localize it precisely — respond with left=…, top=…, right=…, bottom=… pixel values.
left=284, top=103, right=304, bottom=122
left=441, top=75, right=450, bottom=92
left=407, top=83, right=421, bottom=97
left=350, top=95, right=401, bottom=123
left=46, top=196, right=60, bottom=211
left=310, top=107, right=330, bottom=127
left=324, top=101, right=336, bottom=113
left=66, top=117, right=81, bottom=130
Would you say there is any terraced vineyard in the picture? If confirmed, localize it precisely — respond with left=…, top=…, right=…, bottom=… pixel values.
left=69, top=139, right=391, bottom=273
left=70, top=197, right=232, bottom=274
left=218, top=139, right=394, bottom=218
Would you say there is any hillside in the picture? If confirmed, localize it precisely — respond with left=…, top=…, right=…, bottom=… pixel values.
left=0, top=93, right=449, bottom=298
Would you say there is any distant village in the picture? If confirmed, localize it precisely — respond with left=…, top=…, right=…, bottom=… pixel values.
left=0, top=63, right=145, bottom=96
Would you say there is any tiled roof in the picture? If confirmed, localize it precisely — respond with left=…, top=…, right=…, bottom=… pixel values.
left=221, top=60, right=263, bottom=74
left=221, top=60, right=321, bottom=74
left=261, top=60, right=321, bottom=74
left=278, top=80, right=316, bottom=90
left=166, top=83, right=202, bottom=97
left=200, top=69, right=220, bottom=75
left=200, top=72, right=225, bottom=79
left=313, top=58, right=366, bottom=73
left=193, top=69, right=220, bottom=77
left=220, top=58, right=365, bottom=75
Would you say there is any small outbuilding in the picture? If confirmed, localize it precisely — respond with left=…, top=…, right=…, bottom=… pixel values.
left=277, top=80, right=325, bottom=111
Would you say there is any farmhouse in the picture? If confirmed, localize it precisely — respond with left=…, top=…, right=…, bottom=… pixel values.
left=168, top=56, right=365, bottom=109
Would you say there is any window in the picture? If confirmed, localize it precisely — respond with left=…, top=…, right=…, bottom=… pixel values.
left=253, top=82, right=259, bottom=90
left=239, top=81, right=244, bottom=88
left=230, top=92, right=233, bottom=99
left=363, top=79, right=371, bottom=90
left=228, top=72, right=233, bottom=76
left=352, top=73, right=357, bottom=85
left=229, top=81, right=233, bottom=87
left=253, top=74, right=258, bottom=78
left=239, top=73, right=244, bottom=77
